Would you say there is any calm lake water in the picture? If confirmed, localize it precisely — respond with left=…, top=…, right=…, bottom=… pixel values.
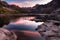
left=3, top=17, right=44, bottom=31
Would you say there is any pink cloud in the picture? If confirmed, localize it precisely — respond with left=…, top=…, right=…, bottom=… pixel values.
left=24, top=1, right=35, bottom=7
left=9, top=1, right=35, bottom=7
left=9, top=2, right=23, bottom=7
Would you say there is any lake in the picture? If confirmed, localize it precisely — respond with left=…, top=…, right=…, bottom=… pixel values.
left=3, top=17, right=44, bottom=31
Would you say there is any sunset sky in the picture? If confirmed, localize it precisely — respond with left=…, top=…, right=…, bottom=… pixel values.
left=4, top=0, right=52, bottom=7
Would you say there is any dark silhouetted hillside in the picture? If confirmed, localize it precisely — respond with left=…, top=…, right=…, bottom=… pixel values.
left=32, top=0, right=59, bottom=14
left=0, top=0, right=60, bottom=14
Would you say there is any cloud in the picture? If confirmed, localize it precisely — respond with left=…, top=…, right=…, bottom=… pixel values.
left=9, top=2, right=23, bottom=7
left=9, top=1, right=36, bottom=7
left=5, top=0, right=52, bottom=7
left=4, top=0, right=39, bottom=2
left=39, top=0, right=52, bottom=4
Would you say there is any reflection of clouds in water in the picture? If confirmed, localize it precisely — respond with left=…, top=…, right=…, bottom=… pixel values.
left=10, top=16, right=35, bottom=23
left=14, top=16, right=35, bottom=21
left=10, top=20, right=44, bottom=26
left=5, top=0, right=52, bottom=7
left=4, top=17, right=44, bottom=31
left=10, top=16, right=43, bottom=26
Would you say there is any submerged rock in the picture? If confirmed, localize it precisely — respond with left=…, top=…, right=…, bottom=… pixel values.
left=0, top=28, right=45, bottom=40
left=12, top=30, right=44, bottom=40
left=36, top=20, right=60, bottom=40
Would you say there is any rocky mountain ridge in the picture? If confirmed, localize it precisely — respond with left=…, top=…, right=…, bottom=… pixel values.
left=0, top=0, right=60, bottom=14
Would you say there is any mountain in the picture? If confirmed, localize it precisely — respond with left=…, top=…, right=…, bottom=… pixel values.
left=0, top=0, right=60, bottom=14
left=54, top=0, right=60, bottom=7
left=0, top=0, right=21, bottom=14
left=21, top=0, right=60, bottom=14
left=31, top=0, right=59, bottom=14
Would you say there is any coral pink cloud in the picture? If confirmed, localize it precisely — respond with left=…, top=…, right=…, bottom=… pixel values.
left=9, top=1, right=35, bottom=7
left=9, top=2, right=23, bottom=7
left=24, top=1, right=35, bottom=7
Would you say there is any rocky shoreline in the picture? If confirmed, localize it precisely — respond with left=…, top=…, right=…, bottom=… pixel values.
left=0, top=20, right=60, bottom=40
left=36, top=20, right=60, bottom=40
left=0, top=28, right=44, bottom=40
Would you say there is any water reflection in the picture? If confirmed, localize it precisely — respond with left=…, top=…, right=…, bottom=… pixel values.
left=3, top=17, right=44, bottom=31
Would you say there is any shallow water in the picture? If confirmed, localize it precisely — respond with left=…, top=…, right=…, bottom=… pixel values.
left=4, top=17, right=44, bottom=31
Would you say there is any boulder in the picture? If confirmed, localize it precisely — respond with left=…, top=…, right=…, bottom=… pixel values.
left=36, top=20, right=60, bottom=40
left=0, top=28, right=17, bottom=40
